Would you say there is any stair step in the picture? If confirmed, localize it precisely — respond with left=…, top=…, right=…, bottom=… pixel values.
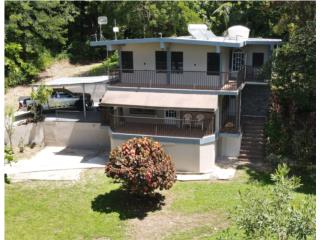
left=242, top=136, right=265, bottom=140
left=238, top=156, right=264, bottom=161
left=239, top=117, right=267, bottom=163
left=242, top=139, right=265, bottom=146
left=239, top=153, right=264, bottom=159
left=240, top=146, right=264, bottom=151
left=242, top=123, right=265, bottom=127
left=243, top=132, right=265, bottom=137
left=244, top=129, right=265, bottom=132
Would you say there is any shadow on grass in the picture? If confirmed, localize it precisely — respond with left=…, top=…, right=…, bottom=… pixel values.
left=91, top=189, right=165, bottom=220
left=237, top=164, right=316, bottom=195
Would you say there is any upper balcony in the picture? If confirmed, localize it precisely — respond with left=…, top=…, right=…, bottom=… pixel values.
left=107, top=66, right=267, bottom=91
left=108, top=69, right=241, bottom=91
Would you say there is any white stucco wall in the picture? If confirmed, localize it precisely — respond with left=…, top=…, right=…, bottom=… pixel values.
left=121, top=43, right=225, bottom=72
left=199, top=141, right=216, bottom=173
left=243, top=45, right=270, bottom=66
left=110, top=134, right=216, bottom=173
left=120, top=43, right=271, bottom=74
left=218, top=134, right=242, bottom=157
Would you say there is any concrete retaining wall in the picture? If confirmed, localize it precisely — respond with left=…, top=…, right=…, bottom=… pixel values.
left=43, top=122, right=110, bottom=150
left=5, top=121, right=110, bottom=150
left=111, top=133, right=216, bottom=173
left=5, top=123, right=44, bottom=147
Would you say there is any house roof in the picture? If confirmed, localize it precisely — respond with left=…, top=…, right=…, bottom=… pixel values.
left=90, top=35, right=281, bottom=48
left=100, top=90, right=218, bottom=111
left=32, top=75, right=110, bottom=87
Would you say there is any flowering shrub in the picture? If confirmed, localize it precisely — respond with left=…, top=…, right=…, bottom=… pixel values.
left=106, top=137, right=176, bottom=195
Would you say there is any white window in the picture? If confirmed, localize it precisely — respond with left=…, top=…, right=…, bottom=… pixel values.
left=165, top=110, right=177, bottom=125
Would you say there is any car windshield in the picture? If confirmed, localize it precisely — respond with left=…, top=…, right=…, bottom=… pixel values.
left=52, top=92, right=73, bottom=98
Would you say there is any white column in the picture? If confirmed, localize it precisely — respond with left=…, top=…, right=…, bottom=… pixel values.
left=82, top=83, right=86, bottom=119
left=166, top=47, right=171, bottom=84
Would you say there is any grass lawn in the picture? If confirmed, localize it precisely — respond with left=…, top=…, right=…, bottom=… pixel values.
left=5, top=167, right=315, bottom=240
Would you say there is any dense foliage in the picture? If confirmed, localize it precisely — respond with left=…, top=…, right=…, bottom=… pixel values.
left=233, top=164, right=315, bottom=239
left=106, top=137, right=176, bottom=195
left=5, top=1, right=76, bottom=87
left=266, top=3, right=316, bottom=165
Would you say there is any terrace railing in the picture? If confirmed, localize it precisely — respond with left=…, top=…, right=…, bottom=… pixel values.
left=108, top=66, right=267, bottom=91
left=108, top=69, right=239, bottom=90
left=241, top=65, right=269, bottom=83
left=110, top=114, right=215, bottom=138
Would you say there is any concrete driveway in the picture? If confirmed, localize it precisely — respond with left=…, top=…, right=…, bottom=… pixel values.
left=5, top=146, right=107, bottom=181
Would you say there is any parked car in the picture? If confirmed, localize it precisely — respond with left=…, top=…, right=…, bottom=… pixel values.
left=19, top=88, right=93, bottom=111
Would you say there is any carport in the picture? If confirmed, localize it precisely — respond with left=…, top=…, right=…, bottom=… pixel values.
left=32, top=75, right=110, bottom=119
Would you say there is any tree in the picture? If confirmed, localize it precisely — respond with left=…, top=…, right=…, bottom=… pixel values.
left=5, top=106, right=15, bottom=151
left=30, top=84, right=53, bottom=121
left=266, top=4, right=316, bottom=165
left=106, top=137, right=176, bottom=195
left=5, top=1, right=77, bottom=87
left=233, top=164, right=315, bottom=239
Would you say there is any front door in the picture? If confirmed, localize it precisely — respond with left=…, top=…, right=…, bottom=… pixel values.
left=164, top=110, right=177, bottom=125
left=231, top=50, right=246, bottom=79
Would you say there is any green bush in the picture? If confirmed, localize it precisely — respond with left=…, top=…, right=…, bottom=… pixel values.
left=106, top=137, right=176, bottom=195
left=30, top=84, right=53, bottom=121
left=233, top=164, right=315, bottom=239
left=5, top=146, right=15, bottom=165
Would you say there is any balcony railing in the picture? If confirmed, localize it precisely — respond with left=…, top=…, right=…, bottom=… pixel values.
left=108, top=69, right=243, bottom=90
left=110, top=114, right=215, bottom=138
left=241, top=65, right=269, bottom=83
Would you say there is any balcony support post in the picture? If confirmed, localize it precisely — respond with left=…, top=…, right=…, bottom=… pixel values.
left=235, top=94, right=240, bottom=131
left=82, top=83, right=86, bottom=120
left=118, top=46, right=122, bottom=82
left=166, top=46, right=171, bottom=85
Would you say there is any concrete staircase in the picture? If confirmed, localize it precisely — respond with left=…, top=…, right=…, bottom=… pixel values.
left=238, top=116, right=266, bottom=163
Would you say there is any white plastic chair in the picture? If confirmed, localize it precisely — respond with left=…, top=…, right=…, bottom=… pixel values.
left=182, top=113, right=192, bottom=128
left=195, top=113, right=205, bottom=130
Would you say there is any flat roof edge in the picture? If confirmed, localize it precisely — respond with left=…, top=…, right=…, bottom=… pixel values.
left=90, top=36, right=281, bottom=48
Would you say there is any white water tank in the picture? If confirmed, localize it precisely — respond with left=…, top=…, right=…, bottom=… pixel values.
left=225, top=25, right=250, bottom=39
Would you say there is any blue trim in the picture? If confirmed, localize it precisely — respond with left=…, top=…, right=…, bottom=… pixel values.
left=111, top=132, right=216, bottom=145
left=218, top=131, right=242, bottom=138
left=90, top=37, right=281, bottom=48
left=244, top=40, right=282, bottom=46
left=106, top=85, right=239, bottom=96
left=199, top=134, right=216, bottom=145
left=91, top=37, right=242, bottom=48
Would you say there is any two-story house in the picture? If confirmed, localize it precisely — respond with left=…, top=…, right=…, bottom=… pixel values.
left=90, top=24, right=281, bottom=173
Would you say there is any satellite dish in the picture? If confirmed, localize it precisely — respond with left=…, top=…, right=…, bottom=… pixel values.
left=98, top=16, right=108, bottom=40
left=98, top=16, right=108, bottom=25
left=188, top=24, right=216, bottom=40
left=225, top=25, right=250, bottom=40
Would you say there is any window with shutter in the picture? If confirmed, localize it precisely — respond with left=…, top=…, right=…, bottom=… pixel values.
left=252, top=52, right=264, bottom=68
left=121, top=51, right=133, bottom=73
left=207, top=53, right=220, bottom=75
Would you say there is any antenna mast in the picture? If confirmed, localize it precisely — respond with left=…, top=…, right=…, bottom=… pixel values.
left=113, top=19, right=119, bottom=40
